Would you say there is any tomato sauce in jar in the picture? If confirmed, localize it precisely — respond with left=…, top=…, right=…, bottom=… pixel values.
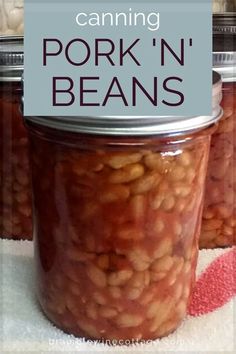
left=0, top=36, right=32, bottom=240
left=200, top=25, right=236, bottom=248
left=25, top=73, right=222, bottom=341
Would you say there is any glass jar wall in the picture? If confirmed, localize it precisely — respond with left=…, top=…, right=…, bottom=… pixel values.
left=200, top=82, right=236, bottom=248
left=0, top=37, right=32, bottom=240
left=199, top=25, right=236, bottom=248
left=25, top=111, right=222, bottom=341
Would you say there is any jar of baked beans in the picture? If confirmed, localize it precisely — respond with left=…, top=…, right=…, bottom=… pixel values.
left=0, top=36, right=32, bottom=240
left=200, top=16, right=236, bottom=249
left=25, top=72, right=222, bottom=341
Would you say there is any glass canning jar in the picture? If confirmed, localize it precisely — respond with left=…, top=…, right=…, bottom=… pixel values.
left=25, top=72, right=222, bottom=341
left=0, top=36, right=32, bottom=240
left=200, top=29, right=236, bottom=248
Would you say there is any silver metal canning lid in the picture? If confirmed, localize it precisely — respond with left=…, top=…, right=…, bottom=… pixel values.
left=213, top=51, right=236, bottom=82
left=26, top=71, right=223, bottom=137
left=0, top=36, right=24, bottom=82
left=213, top=13, right=236, bottom=34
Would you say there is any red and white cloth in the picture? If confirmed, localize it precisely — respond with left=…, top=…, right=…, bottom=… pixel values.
left=0, top=240, right=235, bottom=353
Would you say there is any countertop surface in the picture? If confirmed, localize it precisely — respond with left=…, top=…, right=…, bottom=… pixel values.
left=0, top=240, right=235, bottom=354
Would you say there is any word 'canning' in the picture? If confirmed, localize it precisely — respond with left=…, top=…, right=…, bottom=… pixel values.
left=75, top=8, right=160, bottom=32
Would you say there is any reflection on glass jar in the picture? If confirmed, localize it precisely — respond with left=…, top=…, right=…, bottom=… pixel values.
left=0, top=37, right=32, bottom=240
left=25, top=73, right=222, bottom=341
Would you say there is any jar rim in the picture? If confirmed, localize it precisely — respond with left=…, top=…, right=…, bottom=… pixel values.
left=0, top=35, right=24, bottom=82
left=213, top=13, right=236, bottom=34
left=24, top=112, right=223, bottom=137
left=213, top=51, right=236, bottom=82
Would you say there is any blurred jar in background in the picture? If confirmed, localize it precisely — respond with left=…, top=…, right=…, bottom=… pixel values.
left=0, top=0, right=24, bottom=36
left=213, top=0, right=236, bottom=13
left=0, top=36, right=32, bottom=240
left=200, top=14, right=236, bottom=248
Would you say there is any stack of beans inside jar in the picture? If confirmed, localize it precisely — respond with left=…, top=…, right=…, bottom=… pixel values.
left=200, top=13, right=236, bottom=248
left=0, top=36, right=32, bottom=240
